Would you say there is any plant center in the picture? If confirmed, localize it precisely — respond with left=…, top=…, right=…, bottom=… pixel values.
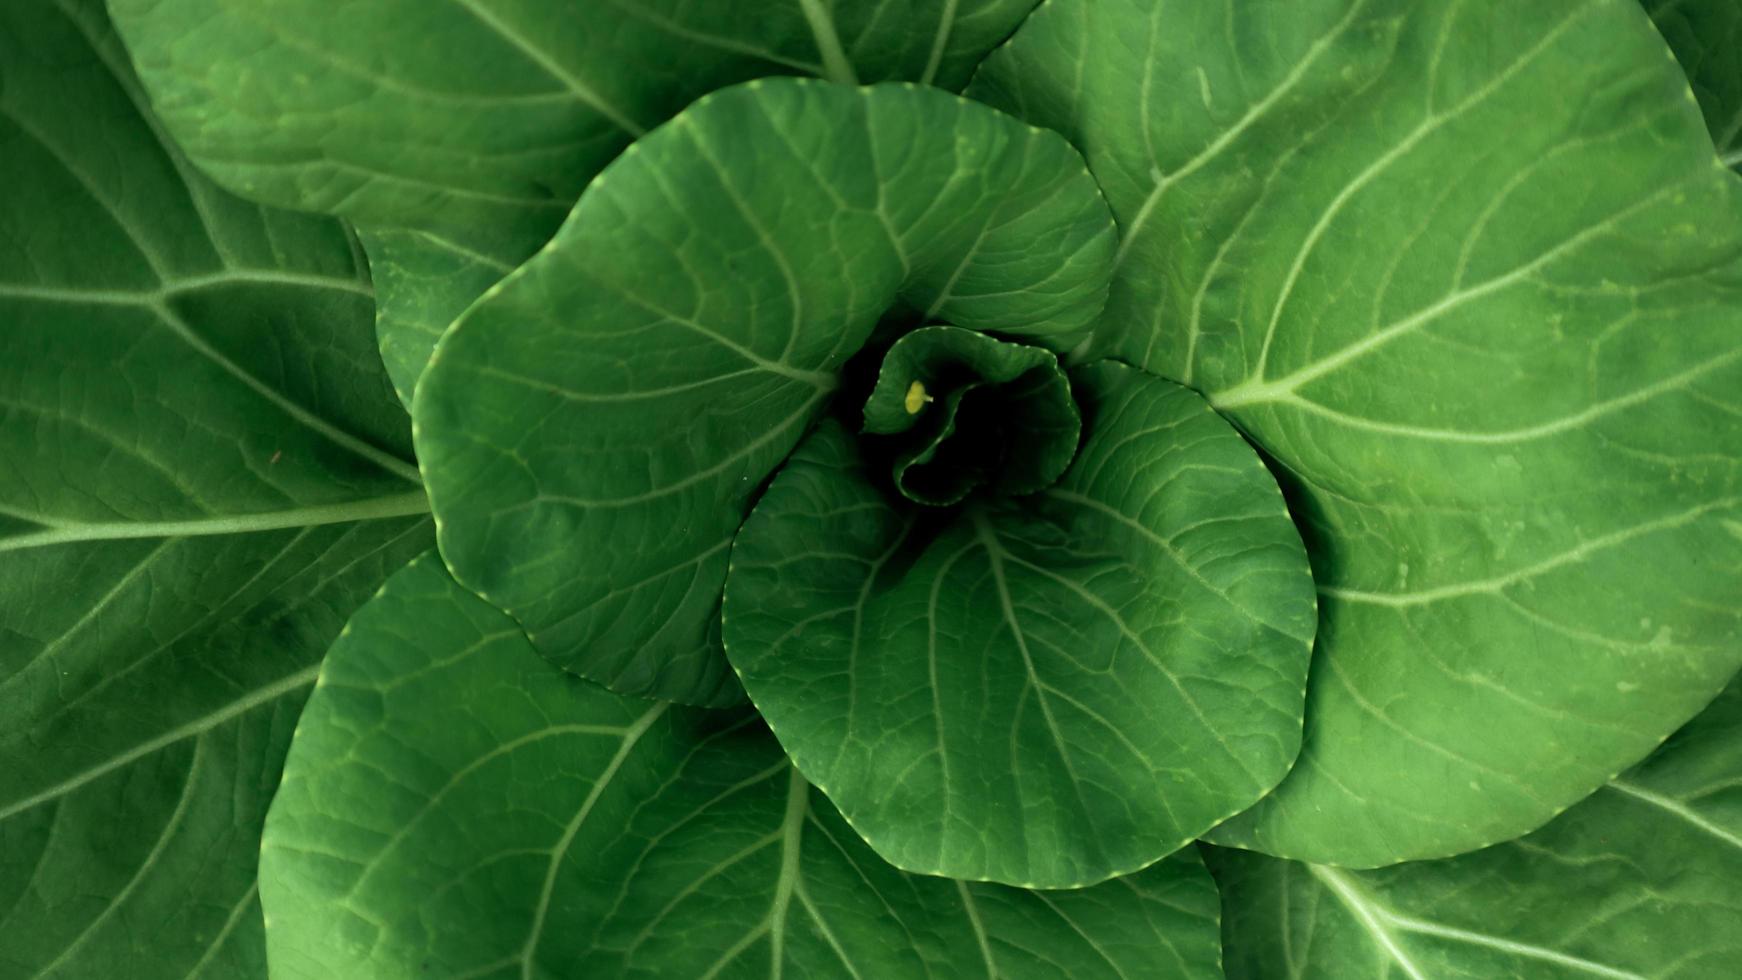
left=861, top=326, right=1080, bottom=507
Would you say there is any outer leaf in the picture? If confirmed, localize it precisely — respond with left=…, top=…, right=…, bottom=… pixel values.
left=723, top=362, right=1315, bottom=887
left=974, top=0, right=1742, bottom=864
left=110, top=0, right=1045, bottom=237
left=109, top=0, right=1047, bottom=399
left=1206, top=671, right=1742, bottom=979
left=260, top=553, right=1224, bottom=980
left=415, top=79, right=1117, bottom=706
left=1648, top=0, right=1742, bottom=170
left=0, top=1, right=431, bottom=975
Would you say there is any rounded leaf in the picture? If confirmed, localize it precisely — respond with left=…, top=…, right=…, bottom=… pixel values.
left=109, top=0, right=1051, bottom=405
left=110, top=0, right=1047, bottom=238
left=1207, top=671, right=1742, bottom=978
left=974, top=0, right=1742, bottom=864
left=723, top=362, right=1316, bottom=887
left=259, top=554, right=1224, bottom=980
left=414, top=79, right=1116, bottom=705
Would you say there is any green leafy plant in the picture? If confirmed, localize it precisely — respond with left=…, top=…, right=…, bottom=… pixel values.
left=3, top=0, right=1740, bottom=976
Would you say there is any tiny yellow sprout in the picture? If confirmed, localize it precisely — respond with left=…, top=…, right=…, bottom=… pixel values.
left=904, top=380, right=934, bottom=414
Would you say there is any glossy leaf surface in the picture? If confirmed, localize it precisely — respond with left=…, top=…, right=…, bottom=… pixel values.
left=974, top=0, right=1742, bottom=864
left=724, top=362, right=1316, bottom=887
left=0, top=2, right=430, bottom=975
left=110, top=0, right=1045, bottom=239
left=109, top=0, right=1048, bottom=397
left=415, top=79, right=1117, bottom=705
left=1208, top=671, right=1742, bottom=978
left=260, top=554, right=1224, bottom=980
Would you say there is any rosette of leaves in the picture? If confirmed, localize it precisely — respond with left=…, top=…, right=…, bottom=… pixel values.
left=3, top=0, right=1742, bottom=977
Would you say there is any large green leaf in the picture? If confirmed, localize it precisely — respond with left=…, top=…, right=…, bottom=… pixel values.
left=414, top=79, right=1117, bottom=706
left=110, top=0, right=1045, bottom=239
left=260, top=553, right=1224, bottom=980
left=0, top=1, right=431, bottom=975
left=1648, top=0, right=1742, bottom=171
left=109, top=0, right=1048, bottom=402
left=1206, top=670, right=1742, bottom=978
left=723, top=362, right=1316, bottom=887
left=973, top=0, right=1742, bottom=864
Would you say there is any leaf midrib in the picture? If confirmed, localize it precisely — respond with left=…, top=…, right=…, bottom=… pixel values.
left=443, top=0, right=648, bottom=136
left=0, top=666, right=319, bottom=821
left=1606, top=779, right=1742, bottom=851
left=1309, top=864, right=1647, bottom=980
left=1111, top=0, right=1370, bottom=269
left=0, top=490, right=431, bottom=553
left=29, top=740, right=206, bottom=979
left=1318, top=496, right=1739, bottom=607
left=23, top=0, right=417, bottom=490
left=518, top=703, right=669, bottom=977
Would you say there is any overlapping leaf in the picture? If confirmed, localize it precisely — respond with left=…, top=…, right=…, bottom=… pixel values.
left=0, top=1, right=429, bottom=975
left=360, top=227, right=525, bottom=407
left=48, top=1, right=1742, bottom=976
left=109, top=0, right=1047, bottom=402
left=111, top=0, right=1044, bottom=237
left=1208, top=671, right=1742, bottom=978
left=414, top=79, right=1117, bottom=705
left=260, top=554, right=1224, bottom=980
left=974, top=0, right=1742, bottom=864
left=724, top=363, right=1316, bottom=887
left=1649, top=0, right=1742, bottom=171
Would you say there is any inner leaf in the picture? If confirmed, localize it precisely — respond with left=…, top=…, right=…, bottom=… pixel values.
left=410, top=80, right=1116, bottom=707
left=723, top=361, right=1318, bottom=888
left=862, top=326, right=1080, bottom=505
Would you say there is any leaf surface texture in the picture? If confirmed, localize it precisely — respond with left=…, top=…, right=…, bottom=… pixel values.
left=724, top=363, right=1316, bottom=886
left=974, top=0, right=1742, bottom=865
left=0, top=1, right=431, bottom=974
left=260, top=554, right=1225, bottom=980
left=1208, top=672, right=1742, bottom=978
left=414, top=79, right=1117, bottom=705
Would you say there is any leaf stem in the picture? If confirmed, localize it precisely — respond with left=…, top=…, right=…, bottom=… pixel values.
left=797, top=0, right=858, bottom=86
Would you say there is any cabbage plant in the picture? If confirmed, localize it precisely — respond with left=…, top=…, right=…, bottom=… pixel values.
left=3, top=0, right=1741, bottom=976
